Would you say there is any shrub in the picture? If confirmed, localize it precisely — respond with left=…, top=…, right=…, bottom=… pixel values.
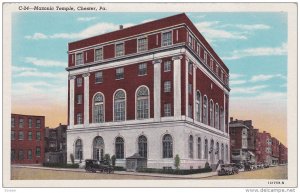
left=137, top=167, right=212, bottom=175
left=43, top=163, right=79, bottom=168
left=104, top=154, right=111, bottom=165
left=111, top=155, right=116, bottom=167
left=70, top=153, right=75, bottom=164
left=205, top=162, right=210, bottom=169
left=174, top=154, right=180, bottom=169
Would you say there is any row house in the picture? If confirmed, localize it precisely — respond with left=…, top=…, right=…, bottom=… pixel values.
left=66, top=13, right=230, bottom=169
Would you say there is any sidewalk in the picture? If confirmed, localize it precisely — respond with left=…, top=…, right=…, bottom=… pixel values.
left=12, top=165, right=218, bottom=179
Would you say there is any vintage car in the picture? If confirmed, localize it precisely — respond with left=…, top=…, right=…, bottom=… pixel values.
left=218, top=164, right=235, bottom=176
left=85, top=159, right=114, bottom=173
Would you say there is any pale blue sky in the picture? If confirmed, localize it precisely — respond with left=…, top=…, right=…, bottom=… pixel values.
left=11, top=12, right=288, bottom=135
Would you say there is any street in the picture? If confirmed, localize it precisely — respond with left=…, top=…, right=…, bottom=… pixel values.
left=11, top=165, right=287, bottom=180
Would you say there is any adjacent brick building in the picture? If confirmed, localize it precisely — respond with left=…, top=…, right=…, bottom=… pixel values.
left=255, top=131, right=272, bottom=165
left=229, top=118, right=256, bottom=164
left=66, top=13, right=230, bottom=169
left=271, top=137, right=280, bottom=165
left=11, top=114, right=45, bottom=164
left=279, top=143, right=288, bottom=164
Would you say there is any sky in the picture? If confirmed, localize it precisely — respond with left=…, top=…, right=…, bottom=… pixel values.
left=11, top=12, right=287, bottom=145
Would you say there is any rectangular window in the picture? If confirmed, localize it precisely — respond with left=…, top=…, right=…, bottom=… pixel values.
left=188, top=62, right=193, bottom=74
left=216, top=65, right=219, bottom=75
left=77, top=113, right=82, bottom=124
left=18, top=131, right=24, bottom=140
left=76, top=53, right=83, bottom=65
left=77, top=94, right=82, bottom=104
left=188, top=104, right=192, bottom=118
left=19, top=118, right=24, bottom=128
left=19, top=150, right=24, bottom=160
left=188, top=34, right=193, bottom=47
left=36, top=119, right=41, bottom=128
left=28, top=150, right=32, bottom=160
left=11, top=131, right=15, bottom=140
left=95, top=71, right=103, bottom=83
left=114, top=101, right=125, bottom=121
left=11, top=149, right=15, bottom=161
left=36, top=147, right=41, bottom=157
left=11, top=117, right=15, bottom=128
left=36, top=131, right=41, bottom=140
left=164, top=61, right=171, bottom=72
left=197, top=43, right=200, bottom=55
left=116, top=43, right=124, bottom=57
left=95, top=48, right=103, bottom=61
left=138, top=63, right=147, bottom=76
left=28, top=118, right=32, bottom=128
left=164, top=103, right=172, bottom=117
left=210, top=59, right=213, bottom=69
left=164, top=81, right=171, bottom=92
left=162, top=31, right=172, bottom=46
left=204, top=52, right=208, bottom=65
left=28, top=131, right=32, bottom=140
left=137, top=98, right=149, bottom=120
left=138, top=37, right=147, bottom=52
left=188, top=84, right=192, bottom=94
left=76, top=77, right=82, bottom=87
left=221, top=71, right=224, bottom=81
left=116, top=67, right=124, bottom=80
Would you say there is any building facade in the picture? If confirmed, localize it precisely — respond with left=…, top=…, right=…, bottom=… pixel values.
left=229, top=118, right=256, bottom=164
left=66, top=13, right=230, bottom=169
left=255, top=131, right=272, bottom=165
left=45, top=124, right=67, bottom=164
left=271, top=137, right=280, bottom=165
left=279, top=143, right=288, bottom=165
left=11, top=114, right=45, bottom=164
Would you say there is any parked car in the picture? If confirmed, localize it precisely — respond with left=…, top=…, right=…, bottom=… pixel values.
left=85, top=159, right=114, bottom=173
left=218, top=164, right=234, bottom=176
left=263, top=163, right=270, bottom=168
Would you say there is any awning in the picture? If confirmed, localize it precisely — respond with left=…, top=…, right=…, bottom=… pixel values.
left=248, top=151, right=255, bottom=157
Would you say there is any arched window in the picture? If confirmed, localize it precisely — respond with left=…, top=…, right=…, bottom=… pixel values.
left=93, top=93, right=104, bottom=123
left=114, top=90, right=126, bottom=121
left=93, top=136, right=104, bottom=161
left=216, top=142, right=219, bottom=161
left=138, top=135, right=147, bottom=158
left=115, top=137, right=124, bottom=159
left=75, top=139, right=83, bottom=160
left=196, top=91, right=202, bottom=122
left=210, top=139, right=214, bottom=163
left=189, top=135, right=194, bottom=158
left=220, top=107, right=224, bottom=131
left=221, top=143, right=224, bottom=161
left=204, top=139, right=208, bottom=159
left=136, top=86, right=149, bottom=119
left=225, top=144, right=228, bottom=162
left=210, top=100, right=214, bottom=127
left=215, top=104, right=219, bottom=130
left=203, top=96, right=208, bottom=124
left=162, top=134, right=173, bottom=158
left=197, top=137, right=201, bottom=159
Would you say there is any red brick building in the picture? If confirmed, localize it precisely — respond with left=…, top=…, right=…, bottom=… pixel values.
left=229, top=118, right=256, bottom=164
left=255, top=131, right=272, bottom=165
left=66, top=13, right=230, bottom=169
left=11, top=114, right=45, bottom=164
left=279, top=143, right=288, bottom=164
left=271, top=137, right=280, bottom=165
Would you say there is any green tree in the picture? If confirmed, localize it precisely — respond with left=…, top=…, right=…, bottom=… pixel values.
left=174, top=154, right=180, bottom=169
left=104, top=154, right=111, bottom=165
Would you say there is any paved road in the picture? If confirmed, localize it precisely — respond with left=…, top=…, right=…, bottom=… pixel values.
left=203, top=165, right=287, bottom=179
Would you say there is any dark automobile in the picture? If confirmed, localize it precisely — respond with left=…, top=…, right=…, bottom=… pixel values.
left=218, top=164, right=234, bottom=176
left=231, top=163, right=240, bottom=174
left=85, top=159, right=114, bottom=173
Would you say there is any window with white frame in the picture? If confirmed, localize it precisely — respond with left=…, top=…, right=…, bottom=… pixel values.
left=164, top=61, right=171, bottom=72
left=209, top=100, right=214, bottom=127
left=36, top=131, right=41, bottom=140
left=95, top=48, right=103, bottom=61
left=216, top=65, right=219, bottom=75
left=220, top=107, right=224, bottom=131
left=28, top=118, right=32, bottom=128
left=19, top=131, right=24, bottom=140
left=138, top=135, right=147, bottom=158
left=77, top=113, right=82, bottom=124
left=28, top=150, right=32, bottom=160
left=204, top=52, right=208, bottom=65
left=116, top=68, right=124, bottom=80
left=36, top=119, right=41, bottom=128
left=19, top=118, right=24, bottom=128
left=210, top=59, right=213, bottom=69
left=189, top=135, right=194, bottom=158
left=115, top=137, right=124, bottom=159
left=188, top=34, right=193, bottom=47
left=197, top=137, right=201, bottom=159
left=94, top=93, right=104, bottom=123
left=138, top=63, right=147, bottom=76
left=116, top=43, right=124, bottom=57
left=95, top=71, right=103, bottom=83
left=75, top=139, right=83, bottom=160
left=28, top=131, right=32, bottom=140
left=197, top=43, right=200, bottom=55
left=11, top=131, right=15, bottom=140
left=164, top=81, right=171, bottom=92
left=77, top=94, right=82, bottom=104
left=114, top=90, right=126, bottom=121
left=138, top=37, right=147, bottom=52
left=162, top=31, right=172, bottom=46
left=216, top=142, right=220, bottom=160
left=188, top=62, right=193, bottom=74
left=162, top=134, right=173, bottom=158
left=136, top=86, right=149, bottom=120
left=164, top=103, right=171, bottom=117
left=203, top=96, right=208, bottom=124
left=215, top=104, right=219, bottom=130
left=11, top=117, right=15, bottom=128
left=77, top=77, right=82, bottom=87
left=19, top=150, right=24, bottom=160
left=196, top=91, right=202, bottom=122
left=76, top=53, right=83, bottom=65
left=204, top=139, right=208, bottom=159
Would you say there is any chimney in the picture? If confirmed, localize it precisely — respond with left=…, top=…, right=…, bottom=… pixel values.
left=119, top=25, right=123, bottom=30
left=230, top=117, right=233, bottom=122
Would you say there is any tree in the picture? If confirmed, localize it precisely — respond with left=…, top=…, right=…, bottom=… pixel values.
left=174, top=154, right=180, bottom=170
left=111, top=155, right=116, bottom=167
left=70, top=153, right=75, bottom=164
left=104, top=154, right=111, bottom=165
